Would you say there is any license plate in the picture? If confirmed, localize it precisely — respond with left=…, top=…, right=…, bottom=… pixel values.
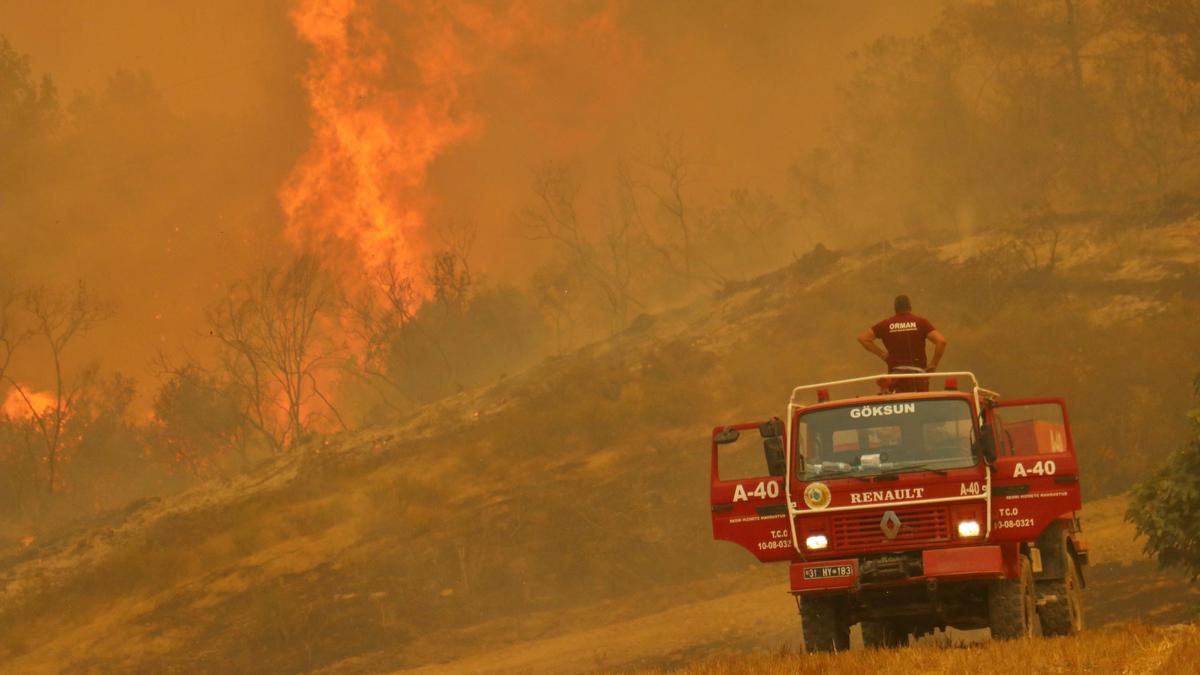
left=803, top=564, right=854, bottom=580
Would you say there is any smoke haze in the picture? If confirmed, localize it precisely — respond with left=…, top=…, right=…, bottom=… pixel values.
left=5, top=3, right=1200, bottom=671
left=0, top=0, right=939, bottom=384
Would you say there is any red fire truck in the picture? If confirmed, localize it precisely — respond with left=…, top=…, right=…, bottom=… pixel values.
left=709, top=372, right=1086, bottom=651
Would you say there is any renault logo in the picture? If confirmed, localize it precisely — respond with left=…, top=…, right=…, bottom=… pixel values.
left=880, top=510, right=902, bottom=540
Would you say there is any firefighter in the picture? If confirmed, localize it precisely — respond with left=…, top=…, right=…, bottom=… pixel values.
left=857, top=295, right=947, bottom=393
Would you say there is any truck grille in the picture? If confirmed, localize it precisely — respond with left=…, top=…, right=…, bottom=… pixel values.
left=831, top=506, right=950, bottom=551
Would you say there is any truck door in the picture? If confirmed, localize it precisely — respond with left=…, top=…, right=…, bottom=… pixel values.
left=987, top=398, right=1082, bottom=542
left=710, top=420, right=793, bottom=562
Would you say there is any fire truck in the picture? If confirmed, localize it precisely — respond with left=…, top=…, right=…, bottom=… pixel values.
left=709, top=372, right=1086, bottom=651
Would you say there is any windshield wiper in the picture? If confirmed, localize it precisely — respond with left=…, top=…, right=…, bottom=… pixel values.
left=876, top=463, right=949, bottom=478
left=807, top=469, right=873, bottom=482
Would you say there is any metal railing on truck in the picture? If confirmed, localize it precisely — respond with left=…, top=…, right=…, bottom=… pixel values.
left=783, top=371, right=996, bottom=550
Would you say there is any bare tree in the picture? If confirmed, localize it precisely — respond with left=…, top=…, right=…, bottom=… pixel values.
left=341, top=251, right=422, bottom=412
left=208, top=291, right=281, bottom=453
left=347, top=251, right=419, bottom=362
left=530, top=262, right=581, bottom=354
left=524, top=165, right=590, bottom=262
left=7, top=281, right=108, bottom=493
left=1012, top=225, right=1063, bottom=274
left=641, top=136, right=727, bottom=287
left=438, top=219, right=478, bottom=290
left=1063, top=0, right=1085, bottom=94
left=604, top=160, right=644, bottom=322
left=644, top=134, right=694, bottom=282
left=522, top=164, right=642, bottom=329
left=0, top=277, right=27, bottom=386
left=724, top=188, right=788, bottom=259
left=0, top=277, right=32, bottom=510
left=208, top=254, right=343, bottom=451
left=424, top=218, right=479, bottom=313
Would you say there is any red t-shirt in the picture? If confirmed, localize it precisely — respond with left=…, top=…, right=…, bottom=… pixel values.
left=872, top=312, right=935, bottom=370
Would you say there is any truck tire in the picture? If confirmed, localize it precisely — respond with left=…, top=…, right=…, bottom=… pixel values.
left=861, top=620, right=907, bottom=649
left=988, top=554, right=1040, bottom=640
left=1038, top=551, right=1084, bottom=636
left=800, top=595, right=850, bottom=653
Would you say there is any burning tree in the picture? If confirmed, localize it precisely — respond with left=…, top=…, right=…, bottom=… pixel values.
left=207, top=254, right=343, bottom=452
left=427, top=218, right=477, bottom=314
left=340, top=250, right=423, bottom=415
left=5, top=282, right=109, bottom=495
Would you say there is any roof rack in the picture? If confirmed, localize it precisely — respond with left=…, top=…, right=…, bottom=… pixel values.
left=790, top=370, right=980, bottom=404
left=788, top=371, right=994, bottom=425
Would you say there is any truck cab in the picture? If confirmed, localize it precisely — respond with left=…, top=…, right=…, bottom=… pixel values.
left=709, top=372, right=1087, bottom=651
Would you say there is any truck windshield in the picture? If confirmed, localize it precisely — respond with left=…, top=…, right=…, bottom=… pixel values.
left=796, top=398, right=976, bottom=479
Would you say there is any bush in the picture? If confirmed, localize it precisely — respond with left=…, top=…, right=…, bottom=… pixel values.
left=1126, top=375, right=1200, bottom=580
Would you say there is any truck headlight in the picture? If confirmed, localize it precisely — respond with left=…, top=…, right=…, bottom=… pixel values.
left=805, top=534, right=828, bottom=550
left=957, top=520, right=981, bottom=538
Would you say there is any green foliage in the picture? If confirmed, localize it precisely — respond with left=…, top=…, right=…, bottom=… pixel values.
left=369, top=282, right=549, bottom=410
left=152, top=364, right=244, bottom=476
left=1126, top=375, right=1200, bottom=579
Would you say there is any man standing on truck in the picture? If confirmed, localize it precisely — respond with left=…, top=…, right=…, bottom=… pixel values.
left=857, top=295, right=947, bottom=392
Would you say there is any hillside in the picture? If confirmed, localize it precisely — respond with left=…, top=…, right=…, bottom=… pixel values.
left=361, top=495, right=1200, bottom=674
left=1, top=216, right=1199, bottom=673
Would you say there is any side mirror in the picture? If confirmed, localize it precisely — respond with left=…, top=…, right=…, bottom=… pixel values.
left=714, top=427, right=740, bottom=445
left=977, top=424, right=997, bottom=465
left=758, top=418, right=784, bottom=439
left=759, top=417, right=787, bottom=476
left=762, top=436, right=786, bottom=477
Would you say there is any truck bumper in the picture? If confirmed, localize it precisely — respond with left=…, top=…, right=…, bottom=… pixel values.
left=790, top=545, right=1005, bottom=594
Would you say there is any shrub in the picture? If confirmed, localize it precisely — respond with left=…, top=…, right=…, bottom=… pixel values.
left=1126, top=374, right=1200, bottom=579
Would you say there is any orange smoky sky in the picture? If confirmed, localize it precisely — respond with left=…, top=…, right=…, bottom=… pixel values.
left=0, top=0, right=940, bottom=391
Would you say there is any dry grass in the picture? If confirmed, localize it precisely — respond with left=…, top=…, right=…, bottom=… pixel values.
left=2, top=226, right=1198, bottom=672
left=640, top=623, right=1199, bottom=675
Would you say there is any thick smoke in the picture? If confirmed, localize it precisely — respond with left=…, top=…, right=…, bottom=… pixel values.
left=0, top=1, right=940, bottom=380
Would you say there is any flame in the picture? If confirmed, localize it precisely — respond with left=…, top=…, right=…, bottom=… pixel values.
left=3, top=386, right=55, bottom=420
left=280, top=1, right=630, bottom=289
left=280, top=0, right=481, bottom=287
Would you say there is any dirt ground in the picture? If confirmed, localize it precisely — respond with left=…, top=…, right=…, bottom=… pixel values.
left=384, top=495, right=1198, bottom=674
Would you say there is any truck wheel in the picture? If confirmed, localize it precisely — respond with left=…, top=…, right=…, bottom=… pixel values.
left=799, top=595, right=850, bottom=653
left=861, top=620, right=907, bottom=649
left=988, top=554, right=1041, bottom=640
left=1038, top=552, right=1084, bottom=636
